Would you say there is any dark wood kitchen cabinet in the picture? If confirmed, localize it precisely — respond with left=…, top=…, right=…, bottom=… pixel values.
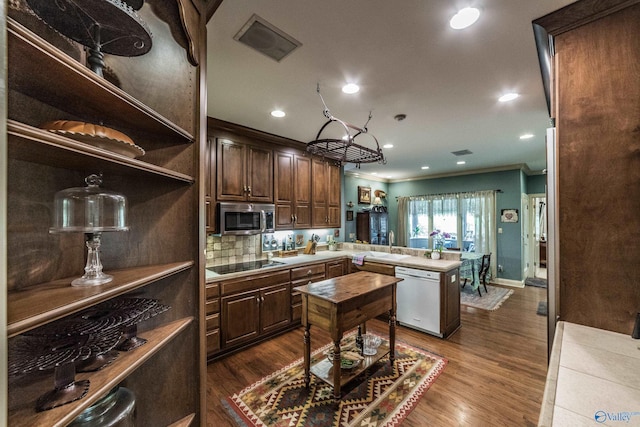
left=205, top=136, right=216, bottom=232
left=216, top=137, right=273, bottom=202
left=219, top=270, right=291, bottom=350
left=4, top=1, right=206, bottom=425
left=326, top=259, right=347, bottom=278
left=274, top=150, right=312, bottom=229
left=312, top=158, right=341, bottom=228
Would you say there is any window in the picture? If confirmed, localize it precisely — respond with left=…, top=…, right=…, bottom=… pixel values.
left=404, top=191, right=495, bottom=253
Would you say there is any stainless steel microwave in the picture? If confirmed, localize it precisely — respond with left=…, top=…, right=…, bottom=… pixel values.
left=217, top=202, right=275, bottom=235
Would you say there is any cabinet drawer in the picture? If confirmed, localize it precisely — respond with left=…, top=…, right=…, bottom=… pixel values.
left=291, top=264, right=325, bottom=281
left=206, top=298, right=220, bottom=315
left=206, top=313, right=220, bottom=331
left=206, top=283, right=220, bottom=299
left=206, top=329, right=220, bottom=354
left=292, top=303, right=302, bottom=322
left=291, top=291, right=302, bottom=305
left=221, top=270, right=290, bottom=295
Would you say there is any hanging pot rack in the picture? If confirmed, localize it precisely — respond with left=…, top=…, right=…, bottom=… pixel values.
left=307, top=85, right=386, bottom=166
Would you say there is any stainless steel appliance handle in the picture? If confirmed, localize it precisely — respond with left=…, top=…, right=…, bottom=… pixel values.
left=260, top=210, right=266, bottom=232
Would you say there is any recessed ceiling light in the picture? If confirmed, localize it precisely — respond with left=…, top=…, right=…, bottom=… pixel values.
left=342, top=83, right=360, bottom=94
left=450, top=7, right=480, bottom=30
left=271, top=110, right=285, bottom=117
left=457, top=161, right=466, bottom=165
left=421, top=166, right=430, bottom=170
left=371, top=172, right=378, bottom=175
left=383, top=143, right=394, bottom=149
left=498, top=93, right=520, bottom=102
left=520, top=133, right=534, bottom=140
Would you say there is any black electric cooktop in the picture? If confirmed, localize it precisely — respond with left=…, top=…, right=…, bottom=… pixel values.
left=208, top=260, right=284, bottom=275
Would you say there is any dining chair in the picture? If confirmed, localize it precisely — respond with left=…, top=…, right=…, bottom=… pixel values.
left=461, top=252, right=491, bottom=296
left=478, top=253, right=491, bottom=295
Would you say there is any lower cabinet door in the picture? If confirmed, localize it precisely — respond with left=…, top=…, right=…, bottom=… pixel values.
left=222, top=291, right=261, bottom=347
left=261, top=284, right=291, bottom=334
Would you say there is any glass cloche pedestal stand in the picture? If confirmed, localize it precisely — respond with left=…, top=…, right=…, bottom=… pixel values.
left=50, top=174, right=128, bottom=286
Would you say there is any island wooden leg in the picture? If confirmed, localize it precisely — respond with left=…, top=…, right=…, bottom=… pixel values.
left=332, top=340, right=342, bottom=401
left=388, top=308, right=396, bottom=366
left=303, top=324, right=311, bottom=388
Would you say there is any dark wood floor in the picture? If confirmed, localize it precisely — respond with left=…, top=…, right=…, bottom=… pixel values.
left=206, top=284, right=548, bottom=426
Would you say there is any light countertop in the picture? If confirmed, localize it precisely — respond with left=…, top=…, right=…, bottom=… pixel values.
left=539, top=321, right=640, bottom=426
left=205, top=246, right=462, bottom=282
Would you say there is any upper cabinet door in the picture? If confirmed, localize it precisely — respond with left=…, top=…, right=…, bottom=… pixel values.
left=216, top=139, right=247, bottom=201
left=216, top=138, right=273, bottom=202
left=311, top=158, right=328, bottom=227
left=293, top=154, right=312, bottom=229
left=246, top=145, right=274, bottom=202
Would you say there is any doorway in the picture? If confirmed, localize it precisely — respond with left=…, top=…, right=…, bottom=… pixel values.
left=528, top=193, right=547, bottom=279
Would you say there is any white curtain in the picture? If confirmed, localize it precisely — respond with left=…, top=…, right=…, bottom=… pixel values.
left=401, top=190, right=497, bottom=277
left=397, top=197, right=409, bottom=247
left=461, top=190, right=497, bottom=277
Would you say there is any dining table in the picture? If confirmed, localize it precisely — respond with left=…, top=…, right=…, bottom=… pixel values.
left=459, top=252, right=486, bottom=290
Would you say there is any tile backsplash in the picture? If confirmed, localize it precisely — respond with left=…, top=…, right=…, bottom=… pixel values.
left=206, top=234, right=260, bottom=267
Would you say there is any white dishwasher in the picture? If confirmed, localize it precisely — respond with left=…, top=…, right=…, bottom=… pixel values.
left=395, top=266, right=442, bottom=337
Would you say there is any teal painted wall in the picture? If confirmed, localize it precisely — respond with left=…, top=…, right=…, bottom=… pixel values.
left=527, top=174, right=546, bottom=194
left=344, top=169, right=526, bottom=281
left=343, top=174, right=389, bottom=243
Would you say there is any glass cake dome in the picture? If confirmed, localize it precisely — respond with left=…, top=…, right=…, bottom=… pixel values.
left=50, top=174, right=128, bottom=286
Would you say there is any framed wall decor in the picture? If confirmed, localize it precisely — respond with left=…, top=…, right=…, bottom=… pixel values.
left=358, top=186, right=371, bottom=204
left=501, top=209, right=519, bottom=223
left=346, top=210, right=354, bottom=221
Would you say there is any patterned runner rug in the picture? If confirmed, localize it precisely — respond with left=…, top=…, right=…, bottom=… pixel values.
left=224, top=333, right=447, bottom=427
left=460, top=284, right=514, bottom=310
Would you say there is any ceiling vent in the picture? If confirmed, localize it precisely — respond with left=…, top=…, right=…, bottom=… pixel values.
left=233, top=14, right=301, bottom=62
left=451, top=149, right=473, bottom=156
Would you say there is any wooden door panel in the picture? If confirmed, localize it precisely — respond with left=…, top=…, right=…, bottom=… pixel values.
left=216, top=140, right=245, bottom=201
left=247, top=145, right=273, bottom=202
left=261, top=285, right=291, bottom=334
left=222, top=292, right=260, bottom=347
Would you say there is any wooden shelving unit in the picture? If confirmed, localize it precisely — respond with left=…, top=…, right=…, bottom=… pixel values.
left=8, top=261, right=194, bottom=337
left=8, top=318, right=192, bottom=427
left=4, top=1, right=206, bottom=424
left=7, top=19, right=193, bottom=142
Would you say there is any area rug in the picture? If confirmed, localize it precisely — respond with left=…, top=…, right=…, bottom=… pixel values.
left=537, top=301, right=548, bottom=316
left=460, top=284, right=514, bottom=311
left=224, top=333, right=447, bottom=427
left=525, top=277, right=547, bottom=288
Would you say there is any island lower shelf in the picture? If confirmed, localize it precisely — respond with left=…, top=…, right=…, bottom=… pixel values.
left=310, top=340, right=390, bottom=388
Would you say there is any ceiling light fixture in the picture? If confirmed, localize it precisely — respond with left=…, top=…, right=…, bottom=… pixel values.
left=499, top=92, right=520, bottom=102
left=520, top=133, right=534, bottom=140
left=457, top=161, right=466, bottom=165
left=271, top=110, right=285, bottom=117
left=342, top=83, right=360, bottom=94
left=450, top=7, right=480, bottom=30
left=383, top=143, right=394, bottom=149
left=421, top=166, right=430, bottom=170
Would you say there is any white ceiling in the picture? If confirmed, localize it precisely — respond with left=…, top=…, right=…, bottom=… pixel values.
left=206, top=1, right=574, bottom=181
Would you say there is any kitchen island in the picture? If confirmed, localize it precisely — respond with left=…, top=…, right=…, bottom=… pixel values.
left=295, top=271, right=402, bottom=400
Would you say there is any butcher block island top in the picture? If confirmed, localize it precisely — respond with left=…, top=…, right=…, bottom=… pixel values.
left=294, top=271, right=403, bottom=400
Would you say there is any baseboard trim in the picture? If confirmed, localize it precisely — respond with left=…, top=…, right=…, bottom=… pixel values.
left=492, top=277, right=525, bottom=288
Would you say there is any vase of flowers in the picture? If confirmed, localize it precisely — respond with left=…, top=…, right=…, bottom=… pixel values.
left=429, top=229, right=450, bottom=260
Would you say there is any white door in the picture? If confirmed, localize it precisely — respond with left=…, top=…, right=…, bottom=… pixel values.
left=522, top=194, right=530, bottom=279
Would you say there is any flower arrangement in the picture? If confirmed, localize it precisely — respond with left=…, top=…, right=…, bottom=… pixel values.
left=429, top=229, right=451, bottom=253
